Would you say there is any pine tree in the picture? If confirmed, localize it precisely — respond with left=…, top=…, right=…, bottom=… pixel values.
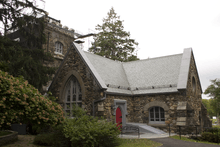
left=89, top=7, right=139, bottom=62
left=0, top=0, right=56, bottom=93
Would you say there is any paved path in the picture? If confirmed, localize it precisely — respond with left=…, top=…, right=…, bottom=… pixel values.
left=126, top=122, right=166, bottom=134
left=151, top=137, right=220, bottom=147
left=121, top=123, right=220, bottom=146
left=119, top=133, right=176, bottom=139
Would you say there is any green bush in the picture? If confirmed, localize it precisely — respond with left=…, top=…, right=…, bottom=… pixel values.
left=0, top=70, right=64, bottom=129
left=200, top=131, right=220, bottom=143
left=63, top=105, right=121, bottom=147
left=33, top=124, right=71, bottom=147
left=33, top=133, right=54, bottom=146
left=34, top=105, right=121, bottom=147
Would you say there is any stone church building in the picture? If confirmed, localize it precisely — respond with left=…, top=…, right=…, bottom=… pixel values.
left=8, top=16, right=211, bottom=133
left=48, top=42, right=211, bottom=133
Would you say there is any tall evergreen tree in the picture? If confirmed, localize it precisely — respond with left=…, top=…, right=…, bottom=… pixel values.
left=89, top=7, right=139, bottom=62
left=0, top=0, right=56, bottom=93
left=204, top=79, right=220, bottom=123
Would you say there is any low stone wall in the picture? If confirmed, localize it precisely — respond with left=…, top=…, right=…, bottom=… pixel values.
left=0, top=130, right=18, bottom=146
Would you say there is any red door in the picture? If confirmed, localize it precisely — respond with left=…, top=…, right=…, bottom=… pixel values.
left=116, top=107, right=122, bottom=130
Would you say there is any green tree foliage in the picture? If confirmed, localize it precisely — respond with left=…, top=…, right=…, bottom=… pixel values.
left=34, top=104, right=121, bottom=147
left=63, top=105, right=121, bottom=147
left=0, top=0, right=46, bottom=37
left=0, top=0, right=56, bottom=92
left=202, top=99, right=215, bottom=118
left=204, top=79, right=220, bottom=116
left=89, top=7, right=139, bottom=62
left=0, top=70, right=64, bottom=130
left=0, top=36, right=56, bottom=92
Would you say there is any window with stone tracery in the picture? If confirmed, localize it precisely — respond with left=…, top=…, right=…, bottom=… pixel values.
left=64, top=76, right=82, bottom=117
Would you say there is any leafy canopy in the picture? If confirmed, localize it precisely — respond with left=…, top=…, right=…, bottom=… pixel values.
left=202, top=99, right=215, bottom=118
left=0, top=0, right=46, bottom=36
left=0, top=70, right=64, bottom=129
left=0, top=0, right=56, bottom=92
left=204, top=79, right=220, bottom=116
left=89, top=7, right=139, bottom=62
left=0, top=35, right=56, bottom=92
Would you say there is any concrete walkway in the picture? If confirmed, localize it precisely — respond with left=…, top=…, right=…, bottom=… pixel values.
left=119, top=122, right=176, bottom=139
left=119, top=123, right=220, bottom=146
left=119, top=132, right=176, bottom=139
left=126, top=122, right=166, bottom=134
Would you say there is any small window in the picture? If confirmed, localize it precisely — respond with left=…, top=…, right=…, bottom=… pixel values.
left=192, top=76, right=196, bottom=93
left=55, top=42, right=63, bottom=54
left=149, top=107, right=165, bottom=122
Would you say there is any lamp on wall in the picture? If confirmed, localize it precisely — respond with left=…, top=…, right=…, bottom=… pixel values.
left=111, top=104, right=116, bottom=110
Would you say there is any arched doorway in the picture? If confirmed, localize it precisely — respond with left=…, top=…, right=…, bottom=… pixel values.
left=116, top=107, right=122, bottom=130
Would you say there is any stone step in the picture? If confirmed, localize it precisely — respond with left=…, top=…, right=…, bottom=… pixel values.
left=126, top=122, right=166, bottom=134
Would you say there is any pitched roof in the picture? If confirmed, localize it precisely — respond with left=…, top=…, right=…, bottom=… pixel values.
left=50, top=43, right=198, bottom=95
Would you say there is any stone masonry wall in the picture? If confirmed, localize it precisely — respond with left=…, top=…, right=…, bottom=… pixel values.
left=133, top=93, right=187, bottom=133
left=101, top=95, right=134, bottom=123
left=49, top=47, right=104, bottom=116
left=43, top=23, right=76, bottom=68
left=42, top=22, right=77, bottom=92
left=102, top=92, right=188, bottom=133
left=184, top=53, right=207, bottom=133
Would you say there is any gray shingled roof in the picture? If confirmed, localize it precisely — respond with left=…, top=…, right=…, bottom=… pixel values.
left=49, top=43, right=194, bottom=95
left=84, top=52, right=130, bottom=88
left=123, top=54, right=183, bottom=90
left=84, top=50, right=185, bottom=95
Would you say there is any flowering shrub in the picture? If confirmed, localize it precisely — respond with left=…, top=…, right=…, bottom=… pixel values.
left=63, top=104, right=121, bottom=147
left=0, top=70, right=64, bottom=129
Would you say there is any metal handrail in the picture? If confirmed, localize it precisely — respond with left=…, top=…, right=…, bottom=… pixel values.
left=121, top=125, right=140, bottom=138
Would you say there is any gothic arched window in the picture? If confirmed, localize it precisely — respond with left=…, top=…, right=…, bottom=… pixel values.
left=149, top=107, right=165, bottom=122
left=64, top=76, right=82, bottom=116
left=55, top=41, right=63, bottom=54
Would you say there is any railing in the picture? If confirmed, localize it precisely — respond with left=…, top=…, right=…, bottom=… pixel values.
left=121, top=125, right=140, bottom=138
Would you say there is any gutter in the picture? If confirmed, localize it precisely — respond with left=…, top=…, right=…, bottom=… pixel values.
left=93, top=92, right=106, bottom=117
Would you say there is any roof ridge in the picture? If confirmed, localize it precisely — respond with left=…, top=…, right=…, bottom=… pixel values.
left=84, top=51, right=182, bottom=64
left=83, top=51, right=123, bottom=64
left=123, top=53, right=183, bottom=64
left=121, top=63, right=133, bottom=93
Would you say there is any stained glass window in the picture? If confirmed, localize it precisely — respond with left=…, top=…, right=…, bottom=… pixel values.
left=64, top=76, right=82, bottom=117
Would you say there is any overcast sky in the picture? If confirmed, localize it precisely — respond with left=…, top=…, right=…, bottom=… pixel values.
left=44, top=0, right=220, bottom=99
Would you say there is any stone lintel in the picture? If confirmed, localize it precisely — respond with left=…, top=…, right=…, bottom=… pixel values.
left=177, top=102, right=187, bottom=110
left=177, top=106, right=186, bottom=110
left=177, top=117, right=186, bottom=122
left=176, top=122, right=186, bottom=126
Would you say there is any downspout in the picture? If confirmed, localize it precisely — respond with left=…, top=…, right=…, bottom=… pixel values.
left=93, top=92, right=106, bottom=117
left=47, top=32, right=50, bottom=52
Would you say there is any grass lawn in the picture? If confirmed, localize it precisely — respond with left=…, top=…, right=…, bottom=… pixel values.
left=117, top=138, right=162, bottom=147
left=170, top=135, right=220, bottom=146
left=1, top=134, right=162, bottom=147
left=2, top=135, right=49, bottom=147
left=0, top=131, right=12, bottom=137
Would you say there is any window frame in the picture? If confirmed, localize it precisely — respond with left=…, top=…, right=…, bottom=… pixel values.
left=64, top=76, right=82, bottom=117
left=55, top=41, right=63, bottom=54
left=149, top=106, right=165, bottom=124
